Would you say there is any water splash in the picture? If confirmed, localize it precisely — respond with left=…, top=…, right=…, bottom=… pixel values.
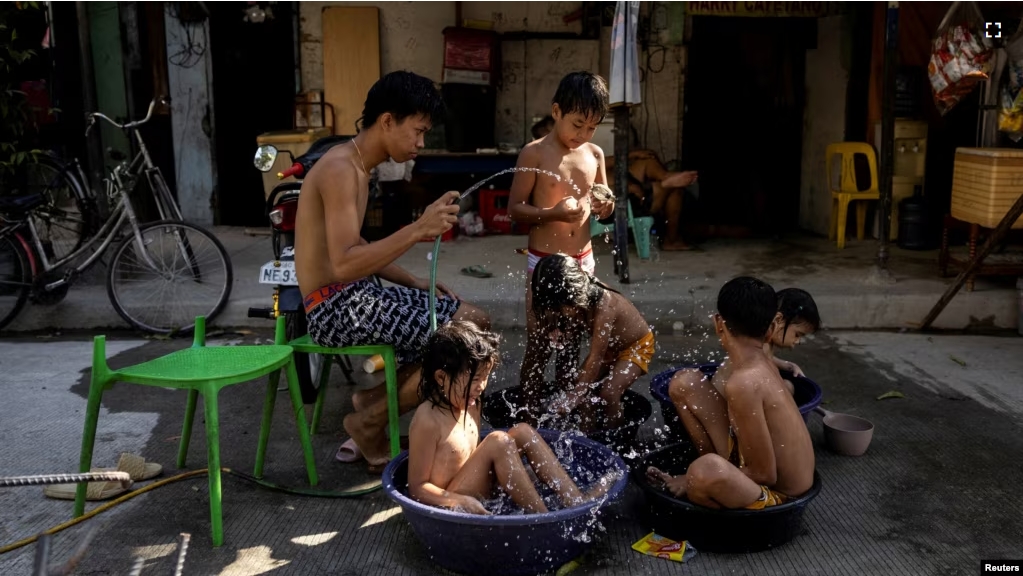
left=460, top=167, right=585, bottom=200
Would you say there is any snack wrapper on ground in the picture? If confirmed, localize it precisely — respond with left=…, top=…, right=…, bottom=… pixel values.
left=631, top=532, right=697, bottom=563
left=927, top=2, right=993, bottom=115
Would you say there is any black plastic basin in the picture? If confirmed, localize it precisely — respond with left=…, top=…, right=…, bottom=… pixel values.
left=636, top=441, right=822, bottom=553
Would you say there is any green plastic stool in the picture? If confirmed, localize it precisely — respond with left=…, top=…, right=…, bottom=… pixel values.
left=260, top=332, right=401, bottom=459
left=590, top=202, right=655, bottom=259
left=74, top=315, right=319, bottom=547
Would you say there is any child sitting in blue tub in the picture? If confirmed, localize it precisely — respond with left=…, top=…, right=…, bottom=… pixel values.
left=649, top=277, right=815, bottom=509
left=529, top=253, right=654, bottom=433
left=665, top=286, right=820, bottom=457
left=407, top=321, right=619, bottom=515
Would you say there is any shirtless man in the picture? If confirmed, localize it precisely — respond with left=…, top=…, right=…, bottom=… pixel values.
left=648, top=277, right=815, bottom=509
left=294, top=71, right=490, bottom=470
left=605, top=148, right=698, bottom=251
left=509, top=72, right=615, bottom=422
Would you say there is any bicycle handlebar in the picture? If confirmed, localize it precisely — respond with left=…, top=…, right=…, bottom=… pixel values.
left=85, top=96, right=170, bottom=136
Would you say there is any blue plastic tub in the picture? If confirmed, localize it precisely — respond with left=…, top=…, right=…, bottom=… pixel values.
left=382, top=429, right=630, bottom=576
left=636, top=441, right=822, bottom=552
left=650, top=363, right=823, bottom=441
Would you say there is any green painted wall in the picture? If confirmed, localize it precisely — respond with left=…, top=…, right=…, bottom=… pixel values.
left=88, top=2, right=130, bottom=170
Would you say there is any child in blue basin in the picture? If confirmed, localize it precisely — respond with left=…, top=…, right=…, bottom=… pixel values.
left=649, top=277, right=815, bottom=509
left=530, top=253, right=655, bottom=433
left=407, top=321, right=619, bottom=515
left=666, top=286, right=820, bottom=458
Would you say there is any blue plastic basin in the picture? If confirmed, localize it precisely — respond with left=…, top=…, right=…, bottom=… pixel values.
left=649, top=363, right=823, bottom=441
left=382, top=429, right=630, bottom=576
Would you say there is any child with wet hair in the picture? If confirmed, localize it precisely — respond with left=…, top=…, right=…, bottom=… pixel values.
left=512, top=72, right=616, bottom=428
left=530, top=254, right=654, bottom=433
left=667, top=285, right=821, bottom=456
left=407, top=321, right=618, bottom=515
left=767, top=288, right=821, bottom=381
left=650, top=277, right=815, bottom=509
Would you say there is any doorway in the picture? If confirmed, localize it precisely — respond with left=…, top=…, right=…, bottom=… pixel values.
left=208, top=2, right=296, bottom=226
left=682, top=17, right=815, bottom=236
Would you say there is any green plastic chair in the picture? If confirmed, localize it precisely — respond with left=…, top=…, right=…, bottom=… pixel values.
left=74, top=315, right=319, bottom=547
left=260, top=332, right=401, bottom=459
left=590, top=202, right=655, bottom=259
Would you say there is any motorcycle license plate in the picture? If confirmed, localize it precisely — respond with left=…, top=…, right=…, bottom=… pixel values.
left=259, top=260, right=299, bottom=286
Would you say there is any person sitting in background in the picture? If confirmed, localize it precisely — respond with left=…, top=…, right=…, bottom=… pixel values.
left=604, top=140, right=698, bottom=251
left=531, top=115, right=556, bottom=141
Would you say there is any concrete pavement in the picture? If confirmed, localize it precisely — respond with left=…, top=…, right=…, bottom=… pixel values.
left=3, top=227, right=1020, bottom=334
left=1, top=328, right=1021, bottom=575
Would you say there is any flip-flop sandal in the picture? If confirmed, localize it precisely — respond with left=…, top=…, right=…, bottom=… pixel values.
left=336, top=438, right=364, bottom=463
left=43, top=476, right=134, bottom=501
left=460, top=265, right=493, bottom=278
left=114, top=452, right=163, bottom=481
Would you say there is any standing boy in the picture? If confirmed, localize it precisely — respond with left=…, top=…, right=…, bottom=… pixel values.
left=509, top=71, right=615, bottom=420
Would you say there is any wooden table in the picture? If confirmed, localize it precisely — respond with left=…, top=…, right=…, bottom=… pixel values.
left=939, top=214, right=1023, bottom=291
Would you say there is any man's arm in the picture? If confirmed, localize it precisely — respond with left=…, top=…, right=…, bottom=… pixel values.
left=358, top=237, right=417, bottom=287
left=320, top=162, right=458, bottom=283
left=640, top=152, right=698, bottom=189
left=725, top=374, right=778, bottom=486
left=509, top=144, right=575, bottom=224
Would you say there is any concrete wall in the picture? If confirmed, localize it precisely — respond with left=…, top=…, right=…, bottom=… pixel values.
left=298, top=1, right=684, bottom=164
left=299, top=1, right=453, bottom=88
left=165, top=13, right=216, bottom=226
left=799, top=16, right=849, bottom=236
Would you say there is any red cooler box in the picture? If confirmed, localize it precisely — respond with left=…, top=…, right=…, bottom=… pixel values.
left=479, top=189, right=528, bottom=235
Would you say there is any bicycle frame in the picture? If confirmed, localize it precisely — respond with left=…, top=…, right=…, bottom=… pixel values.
left=126, top=129, right=184, bottom=222
left=87, top=97, right=184, bottom=223
left=23, top=165, right=162, bottom=292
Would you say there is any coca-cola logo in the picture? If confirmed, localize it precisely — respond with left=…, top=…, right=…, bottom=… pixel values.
left=493, top=213, right=511, bottom=223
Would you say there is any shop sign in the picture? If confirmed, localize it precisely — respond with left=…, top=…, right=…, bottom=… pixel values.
left=686, top=2, right=841, bottom=17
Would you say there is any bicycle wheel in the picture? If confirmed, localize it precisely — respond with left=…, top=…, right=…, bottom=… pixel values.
left=106, top=220, right=233, bottom=334
left=0, top=234, right=33, bottom=331
left=15, top=155, right=98, bottom=263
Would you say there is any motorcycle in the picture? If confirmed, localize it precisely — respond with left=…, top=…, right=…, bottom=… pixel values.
left=247, top=136, right=356, bottom=403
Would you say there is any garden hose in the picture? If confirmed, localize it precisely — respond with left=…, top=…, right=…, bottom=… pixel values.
left=0, top=468, right=382, bottom=555
left=429, top=236, right=442, bottom=332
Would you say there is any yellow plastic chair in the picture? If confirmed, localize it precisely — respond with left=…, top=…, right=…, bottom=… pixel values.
left=827, top=142, right=880, bottom=249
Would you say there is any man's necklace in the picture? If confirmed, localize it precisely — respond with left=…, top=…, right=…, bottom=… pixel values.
left=351, top=138, right=368, bottom=174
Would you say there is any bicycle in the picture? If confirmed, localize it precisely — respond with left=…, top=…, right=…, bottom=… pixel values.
left=3, top=98, right=187, bottom=265
left=0, top=100, right=233, bottom=334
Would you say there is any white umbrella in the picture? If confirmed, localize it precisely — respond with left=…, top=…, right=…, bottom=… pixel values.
left=609, top=1, right=641, bottom=106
